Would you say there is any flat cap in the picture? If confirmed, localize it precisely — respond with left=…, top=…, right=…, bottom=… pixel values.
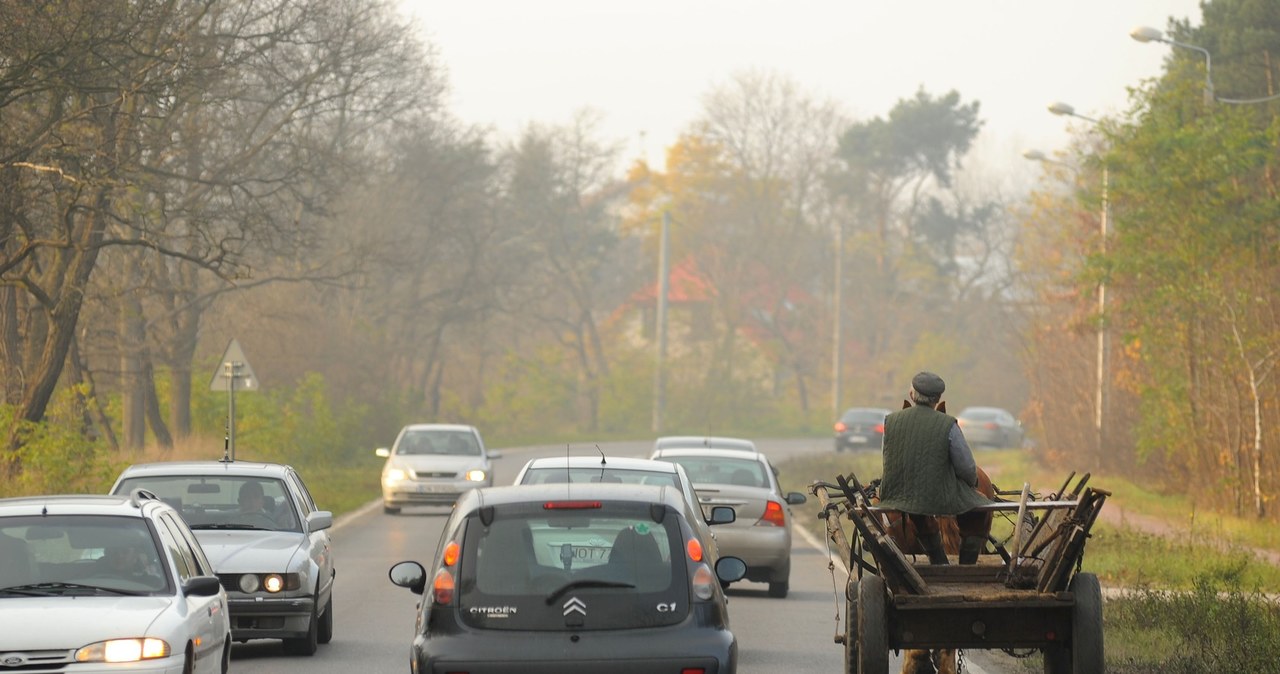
left=911, top=371, right=946, bottom=397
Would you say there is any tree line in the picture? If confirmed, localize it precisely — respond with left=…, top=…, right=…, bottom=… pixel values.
left=4, top=0, right=1272, bottom=522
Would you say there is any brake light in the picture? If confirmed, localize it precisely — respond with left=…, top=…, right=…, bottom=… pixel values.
left=873, top=423, right=884, bottom=434
left=442, top=541, right=460, bottom=567
left=543, top=501, right=602, bottom=510
left=682, top=668, right=707, bottom=674
left=984, top=422, right=998, bottom=430
left=834, top=421, right=847, bottom=433
left=691, top=564, right=715, bottom=601
left=757, top=500, right=786, bottom=527
left=686, top=537, right=704, bottom=563
left=432, top=568, right=455, bottom=605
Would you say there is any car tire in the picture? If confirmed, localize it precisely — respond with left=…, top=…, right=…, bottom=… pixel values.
left=281, top=601, right=319, bottom=656
left=383, top=504, right=400, bottom=515
left=317, top=595, right=334, bottom=644
left=220, top=640, right=231, bottom=674
left=768, top=580, right=789, bottom=598
left=182, top=647, right=194, bottom=674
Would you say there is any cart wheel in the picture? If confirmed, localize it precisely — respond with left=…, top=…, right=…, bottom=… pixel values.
left=856, top=575, right=889, bottom=674
left=843, top=590, right=858, bottom=673
left=1070, top=572, right=1104, bottom=673
left=1041, top=572, right=1104, bottom=674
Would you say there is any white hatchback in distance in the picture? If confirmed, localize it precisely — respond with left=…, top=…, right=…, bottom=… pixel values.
left=376, top=424, right=501, bottom=514
left=0, top=491, right=231, bottom=673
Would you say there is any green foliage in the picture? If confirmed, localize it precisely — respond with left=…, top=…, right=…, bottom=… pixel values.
left=0, top=387, right=124, bottom=498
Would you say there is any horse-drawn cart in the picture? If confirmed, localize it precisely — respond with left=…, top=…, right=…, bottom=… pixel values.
left=809, top=471, right=1110, bottom=674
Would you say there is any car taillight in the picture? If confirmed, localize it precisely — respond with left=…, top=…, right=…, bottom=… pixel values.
left=984, top=422, right=998, bottom=430
left=691, top=563, right=715, bottom=601
left=873, top=423, right=884, bottom=433
left=757, top=500, right=786, bottom=527
left=442, top=541, right=460, bottom=567
left=834, top=421, right=847, bottom=432
left=681, top=668, right=707, bottom=674
left=686, top=537, right=703, bottom=563
left=432, top=568, right=455, bottom=605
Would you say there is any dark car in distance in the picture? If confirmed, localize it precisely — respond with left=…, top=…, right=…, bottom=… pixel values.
left=833, top=407, right=892, bottom=451
left=388, top=483, right=746, bottom=674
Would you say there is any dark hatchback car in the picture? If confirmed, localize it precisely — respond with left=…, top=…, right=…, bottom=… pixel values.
left=833, top=407, right=892, bottom=451
left=388, top=483, right=746, bottom=674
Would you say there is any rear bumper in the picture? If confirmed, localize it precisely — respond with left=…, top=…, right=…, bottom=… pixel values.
left=711, top=527, right=791, bottom=580
left=383, top=481, right=487, bottom=506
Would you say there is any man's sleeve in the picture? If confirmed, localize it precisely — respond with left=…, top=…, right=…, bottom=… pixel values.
left=948, top=424, right=978, bottom=487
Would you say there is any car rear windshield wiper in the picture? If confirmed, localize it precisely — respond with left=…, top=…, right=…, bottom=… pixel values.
left=189, top=523, right=270, bottom=530
left=545, top=579, right=636, bottom=604
left=0, top=582, right=146, bottom=597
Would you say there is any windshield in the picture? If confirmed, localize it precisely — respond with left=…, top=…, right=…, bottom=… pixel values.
left=458, top=500, right=689, bottom=631
left=114, top=476, right=300, bottom=533
left=395, top=430, right=480, bottom=456
left=0, top=515, right=171, bottom=596
left=842, top=409, right=888, bottom=423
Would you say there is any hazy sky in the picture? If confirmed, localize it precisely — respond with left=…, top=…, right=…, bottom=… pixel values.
left=397, top=1, right=1205, bottom=177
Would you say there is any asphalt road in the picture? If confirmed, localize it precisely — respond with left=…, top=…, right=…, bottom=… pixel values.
left=225, top=438, right=1018, bottom=673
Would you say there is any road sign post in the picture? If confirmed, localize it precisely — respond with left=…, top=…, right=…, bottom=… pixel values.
left=209, top=339, right=258, bottom=462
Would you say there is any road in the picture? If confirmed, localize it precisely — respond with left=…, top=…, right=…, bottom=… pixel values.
left=227, top=438, right=1014, bottom=673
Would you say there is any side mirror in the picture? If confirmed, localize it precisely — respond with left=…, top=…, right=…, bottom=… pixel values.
left=306, top=511, right=334, bottom=532
left=708, top=505, right=736, bottom=525
left=375, top=447, right=391, bottom=458
left=487, top=449, right=504, bottom=460
left=715, top=556, right=747, bottom=584
left=785, top=492, right=808, bottom=505
left=184, top=575, right=223, bottom=597
left=389, top=560, right=427, bottom=595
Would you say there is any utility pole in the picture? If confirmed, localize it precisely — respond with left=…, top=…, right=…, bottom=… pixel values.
left=652, top=211, right=671, bottom=433
left=832, top=221, right=843, bottom=419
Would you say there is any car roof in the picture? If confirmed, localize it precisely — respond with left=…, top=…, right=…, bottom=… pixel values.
left=651, top=447, right=762, bottom=462
left=400, top=423, right=477, bottom=433
left=958, top=406, right=1010, bottom=416
left=461, top=482, right=686, bottom=511
left=522, top=455, right=680, bottom=473
left=842, top=407, right=891, bottom=415
left=652, top=436, right=756, bottom=452
left=0, top=492, right=166, bottom=518
left=114, top=460, right=294, bottom=478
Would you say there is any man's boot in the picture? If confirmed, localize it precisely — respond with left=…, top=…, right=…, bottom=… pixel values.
left=918, top=532, right=949, bottom=565
left=958, top=536, right=986, bottom=565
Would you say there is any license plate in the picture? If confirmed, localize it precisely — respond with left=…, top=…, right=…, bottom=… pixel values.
left=416, top=483, right=444, bottom=493
left=848, top=435, right=868, bottom=443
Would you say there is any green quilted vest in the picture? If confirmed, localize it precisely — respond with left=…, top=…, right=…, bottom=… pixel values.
left=877, top=404, right=989, bottom=516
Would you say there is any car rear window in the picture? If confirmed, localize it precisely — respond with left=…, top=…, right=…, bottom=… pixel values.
left=520, top=467, right=680, bottom=489
left=961, top=410, right=1000, bottom=422
left=458, top=500, right=689, bottom=631
left=841, top=409, right=888, bottom=423
left=664, top=456, right=766, bottom=488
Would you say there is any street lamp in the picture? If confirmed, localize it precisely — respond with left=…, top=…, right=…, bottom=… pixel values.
left=1029, top=103, right=1111, bottom=458
left=1131, top=25, right=1280, bottom=105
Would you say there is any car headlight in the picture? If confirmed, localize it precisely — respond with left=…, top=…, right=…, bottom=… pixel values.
left=385, top=467, right=408, bottom=482
left=76, top=638, right=170, bottom=663
left=465, top=469, right=487, bottom=482
left=237, top=573, right=301, bottom=594
left=238, top=574, right=260, bottom=593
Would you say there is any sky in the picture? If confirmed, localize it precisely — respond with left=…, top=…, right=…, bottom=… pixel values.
left=396, top=1, right=1206, bottom=180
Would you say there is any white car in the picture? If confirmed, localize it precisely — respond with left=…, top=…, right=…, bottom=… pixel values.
left=650, top=446, right=807, bottom=598
left=0, top=491, right=231, bottom=673
left=376, top=424, right=501, bottom=514
left=653, top=435, right=758, bottom=453
left=110, top=461, right=335, bottom=656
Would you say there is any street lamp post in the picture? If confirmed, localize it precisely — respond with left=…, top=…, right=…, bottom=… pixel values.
left=1131, top=25, right=1280, bottom=105
left=1027, top=103, right=1111, bottom=458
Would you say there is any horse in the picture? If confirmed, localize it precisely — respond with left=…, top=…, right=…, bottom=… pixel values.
left=878, top=400, right=999, bottom=674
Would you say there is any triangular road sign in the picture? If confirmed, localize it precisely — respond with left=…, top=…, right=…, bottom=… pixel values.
left=209, top=338, right=259, bottom=392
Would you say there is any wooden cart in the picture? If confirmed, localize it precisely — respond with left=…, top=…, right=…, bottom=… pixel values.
left=809, top=472, right=1110, bottom=674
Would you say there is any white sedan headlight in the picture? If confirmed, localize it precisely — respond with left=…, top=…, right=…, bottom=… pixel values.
left=75, top=638, right=170, bottom=663
left=465, top=469, right=487, bottom=482
left=385, top=467, right=408, bottom=483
